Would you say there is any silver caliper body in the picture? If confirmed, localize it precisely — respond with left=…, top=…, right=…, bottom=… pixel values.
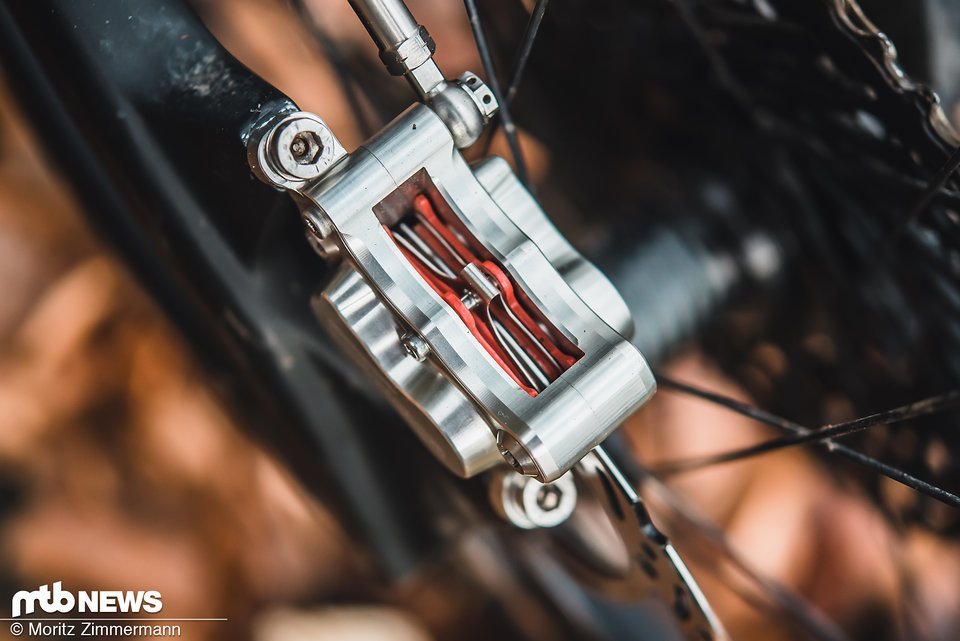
left=247, top=0, right=655, bottom=482
left=252, top=102, right=655, bottom=482
left=246, top=3, right=726, bottom=638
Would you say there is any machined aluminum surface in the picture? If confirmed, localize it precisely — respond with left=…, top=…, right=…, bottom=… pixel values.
left=300, top=104, right=655, bottom=482
left=314, top=264, right=502, bottom=477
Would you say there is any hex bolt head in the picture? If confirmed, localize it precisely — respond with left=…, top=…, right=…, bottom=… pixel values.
left=248, top=111, right=347, bottom=190
left=490, top=469, right=578, bottom=530
left=496, top=431, right=539, bottom=477
left=290, top=131, right=324, bottom=165
left=536, top=484, right=563, bottom=511
left=400, top=332, right=431, bottom=362
left=260, top=114, right=337, bottom=183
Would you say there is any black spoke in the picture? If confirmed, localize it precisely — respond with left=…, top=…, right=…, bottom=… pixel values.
left=656, top=375, right=960, bottom=508
left=893, top=143, right=960, bottom=240
left=289, top=0, right=380, bottom=138
left=483, top=0, right=549, bottom=152
left=505, top=0, right=549, bottom=106
left=463, top=0, right=531, bottom=187
left=655, top=389, right=960, bottom=472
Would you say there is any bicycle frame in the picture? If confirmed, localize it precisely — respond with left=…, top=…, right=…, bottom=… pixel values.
left=0, top=0, right=448, bottom=576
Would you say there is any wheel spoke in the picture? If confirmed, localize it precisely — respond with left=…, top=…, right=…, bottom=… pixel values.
left=463, top=0, right=531, bottom=186
left=289, top=0, right=381, bottom=138
left=505, top=0, right=549, bottom=106
left=483, top=0, right=549, bottom=151
left=655, top=375, right=960, bottom=508
left=893, top=144, right=960, bottom=240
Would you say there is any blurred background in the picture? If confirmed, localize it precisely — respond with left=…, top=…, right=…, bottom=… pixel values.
left=1, top=1, right=960, bottom=640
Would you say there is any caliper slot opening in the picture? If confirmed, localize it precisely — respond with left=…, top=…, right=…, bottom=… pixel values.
left=374, top=170, right=583, bottom=396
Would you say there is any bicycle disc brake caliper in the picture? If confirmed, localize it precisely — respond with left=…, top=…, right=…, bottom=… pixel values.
left=249, top=98, right=654, bottom=482
left=247, top=1, right=723, bottom=637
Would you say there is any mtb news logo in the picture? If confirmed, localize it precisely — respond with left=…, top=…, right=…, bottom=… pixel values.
left=11, top=582, right=163, bottom=618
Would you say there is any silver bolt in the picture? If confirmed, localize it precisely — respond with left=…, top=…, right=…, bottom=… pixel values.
left=400, top=332, right=431, bottom=362
left=302, top=215, right=340, bottom=261
left=264, top=115, right=335, bottom=182
left=248, top=111, right=346, bottom=190
left=536, top=484, right=562, bottom=512
left=490, top=469, right=577, bottom=530
left=495, top=431, right=539, bottom=477
left=290, top=131, right=324, bottom=165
